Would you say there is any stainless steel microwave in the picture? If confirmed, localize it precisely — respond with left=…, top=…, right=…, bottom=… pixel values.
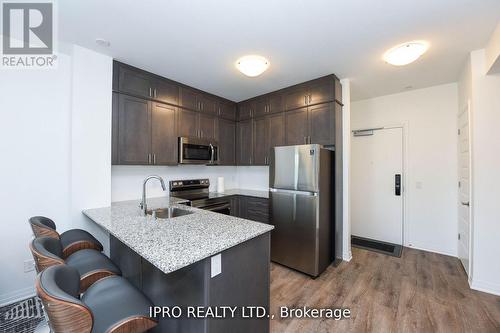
left=178, top=137, right=219, bottom=165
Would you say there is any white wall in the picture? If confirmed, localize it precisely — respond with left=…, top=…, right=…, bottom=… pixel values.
left=464, top=49, right=500, bottom=296
left=0, top=44, right=112, bottom=305
left=351, top=83, right=458, bottom=256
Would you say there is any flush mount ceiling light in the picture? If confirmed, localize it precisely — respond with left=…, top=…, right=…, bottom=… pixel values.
left=383, top=41, right=429, bottom=66
left=235, top=55, right=270, bottom=77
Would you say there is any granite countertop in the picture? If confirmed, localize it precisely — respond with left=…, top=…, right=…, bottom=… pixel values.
left=83, top=196, right=273, bottom=275
left=212, top=188, right=269, bottom=199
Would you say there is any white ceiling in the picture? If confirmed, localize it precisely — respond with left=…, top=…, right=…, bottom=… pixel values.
left=59, top=0, right=500, bottom=102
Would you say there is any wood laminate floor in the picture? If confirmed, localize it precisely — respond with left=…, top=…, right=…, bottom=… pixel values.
left=270, top=247, right=500, bottom=333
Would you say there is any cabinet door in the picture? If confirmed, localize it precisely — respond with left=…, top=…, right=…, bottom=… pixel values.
left=238, top=101, right=254, bottom=120
left=285, top=107, right=309, bottom=145
left=309, top=103, right=335, bottom=145
left=245, top=197, right=269, bottom=223
left=229, top=196, right=240, bottom=217
left=118, top=67, right=152, bottom=99
left=269, top=113, right=285, bottom=149
left=217, top=118, right=236, bottom=165
left=154, top=79, right=178, bottom=105
left=237, top=120, right=253, bottom=165
left=151, top=102, right=177, bottom=165
left=268, top=93, right=283, bottom=114
left=177, top=108, right=199, bottom=138
left=117, top=95, right=151, bottom=164
left=284, top=86, right=307, bottom=111
left=112, top=92, right=119, bottom=165
left=253, top=117, right=269, bottom=165
left=198, top=94, right=217, bottom=114
left=308, top=77, right=334, bottom=105
left=180, top=87, right=199, bottom=111
left=254, top=97, right=268, bottom=118
left=218, top=101, right=237, bottom=121
left=199, top=113, right=216, bottom=140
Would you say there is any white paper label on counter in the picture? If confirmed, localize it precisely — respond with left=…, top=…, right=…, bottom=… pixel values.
left=211, top=254, right=221, bottom=278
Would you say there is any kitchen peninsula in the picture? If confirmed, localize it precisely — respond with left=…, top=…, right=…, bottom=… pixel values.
left=83, top=196, right=273, bottom=333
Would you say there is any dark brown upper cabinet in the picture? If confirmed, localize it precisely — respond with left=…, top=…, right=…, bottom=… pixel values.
left=284, top=76, right=335, bottom=111
left=180, top=87, right=217, bottom=114
left=217, top=101, right=237, bottom=121
left=151, top=102, right=178, bottom=165
left=178, top=108, right=216, bottom=140
left=115, top=95, right=178, bottom=165
left=238, top=100, right=254, bottom=121
left=237, top=120, right=253, bottom=165
left=153, top=79, right=178, bottom=105
left=116, top=94, right=151, bottom=165
left=309, top=103, right=335, bottom=145
left=253, top=113, right=285, bottom=165
left=285, top=107, right=309, bottom=145
left=253, top=93, right=283, bottom=118
left=285, top=102, right=335, bottom=146
left=117, top=66, right=154, bottom=100
left=217, top=118, right=236, bottom=165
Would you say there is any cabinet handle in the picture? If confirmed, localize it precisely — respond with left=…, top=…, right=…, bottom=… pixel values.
left=149, top=88, right=152, bottom=97
left=154, top=88, right=157, bottom=98
left=148, top=154, right=151, bottom=164
left=153, top=154, right=156, bottom=164
left=309, top=136, right=312, bottom=144
left=304, top=96, right=307, bottom=105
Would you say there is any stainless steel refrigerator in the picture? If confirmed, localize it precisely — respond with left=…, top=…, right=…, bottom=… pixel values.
left=269, top=144, right=334, bottom=277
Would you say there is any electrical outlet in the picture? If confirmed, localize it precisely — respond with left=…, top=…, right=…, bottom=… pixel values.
left=24, top=259, right=35, bottom=273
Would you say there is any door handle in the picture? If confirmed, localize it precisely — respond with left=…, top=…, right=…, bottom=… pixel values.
left=461, top=201, right=470, bottom=207
left=395, top=174, right=401, bottom=196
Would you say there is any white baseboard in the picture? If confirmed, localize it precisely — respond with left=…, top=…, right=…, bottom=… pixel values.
left=405, top=243, right=457, bottom=258
left=470, top=278, right=500, bottom=296
left=0, top=286, right=35, bottom=307
left=343, top=250, right=352, bottom=262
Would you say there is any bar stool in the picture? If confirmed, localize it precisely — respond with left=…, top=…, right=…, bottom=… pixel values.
left=30, top=236, right=121, bottom=292
left=36, top=265, right=157, bottom=333
left=29, top=216, right=103, bottom=258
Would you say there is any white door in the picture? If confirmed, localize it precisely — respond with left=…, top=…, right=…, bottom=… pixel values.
left=458, top=104, right=471, bottom=275
left=351, top=127, right=404, bottom=245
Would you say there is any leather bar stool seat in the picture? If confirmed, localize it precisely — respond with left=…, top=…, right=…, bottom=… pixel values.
left=30, top=236, right=120, bottom=292
left=36, top=265, right=157, bottom=333
left=29, top=216, right=103, bottom=257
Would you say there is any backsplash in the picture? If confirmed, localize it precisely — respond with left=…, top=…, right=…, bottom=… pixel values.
left=111, top=165, right=268, bottom=202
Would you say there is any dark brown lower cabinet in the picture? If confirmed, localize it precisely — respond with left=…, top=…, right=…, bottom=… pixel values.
left=217, top=118, right=236, bottom=165
left=234, top=196, right=269, bottom=224
left=151, top=102, right=177, bottom=165
left=237, top=120, right=253, bottom=165
left=117, top=94, right=151, bottom=165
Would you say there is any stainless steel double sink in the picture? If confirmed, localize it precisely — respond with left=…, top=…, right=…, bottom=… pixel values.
left=146, top=207, right=193, bottom=219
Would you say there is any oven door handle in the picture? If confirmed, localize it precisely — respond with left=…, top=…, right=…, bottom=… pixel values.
left=201, top=202, right=231, bottom=212
left=209, top=143, right=215, bottom=165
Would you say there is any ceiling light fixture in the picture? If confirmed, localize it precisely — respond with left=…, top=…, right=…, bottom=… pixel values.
left=383, top=41, right=429, bottom=66
left=235, top=55, right=270, bottom=77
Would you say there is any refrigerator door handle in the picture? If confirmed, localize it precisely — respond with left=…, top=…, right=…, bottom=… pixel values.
left=269, top=188, right=318, bottom=196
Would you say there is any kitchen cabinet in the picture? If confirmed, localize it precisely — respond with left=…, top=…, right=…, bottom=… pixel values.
left=198, top=113, right=216, bottom=140
left=285, top=103, right=335, bottom=146
left=116, top=94, right=151, bottom=165
left=254, top=93, right=283, bottom=117
left=154, top=79, right=178, bottom=105
left=217, top=118, right=236, bottom=165
left=309, top=102, right=335, bottom=145
left=151, top=102, right=177, bottom=165
left=238, top=100, right=254, bottom=120
left=237, top=120, right=253, bottom=165
left=285, top=107, right=309, bottom=145
left=180, top=87, right=217, bottom=114
left=283, top=76, right=335, bottom=111
left=238, top=196, right=269, bottom=223
left=229, top=196, right=240, bottom=217
left=217, top=101, right=237, bottom=121
left=117, top=66, right=153, bottom=100
left=112, top=92, right=119, bottom=165
left=178, top=108, right=216, bottom=140
left=253, top=113, right=285, bottom=165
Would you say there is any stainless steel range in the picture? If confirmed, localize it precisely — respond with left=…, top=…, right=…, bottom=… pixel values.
left=169, top=179, right=231, bottom=215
